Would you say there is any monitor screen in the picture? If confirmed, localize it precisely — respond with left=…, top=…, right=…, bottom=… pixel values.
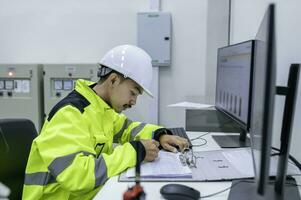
left=250, top=4, right=276, bottom=195
left=215, top=40, right=254, bottom=130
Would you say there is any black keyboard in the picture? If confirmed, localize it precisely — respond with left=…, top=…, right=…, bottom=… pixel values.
left=168, top=127, right=192, bottom=148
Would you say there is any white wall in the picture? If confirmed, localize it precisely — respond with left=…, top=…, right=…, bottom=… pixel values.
left=159, top=0, right=208, bottom=127
left=205, top=0, right=229, bottom=104
left=0, top=0, right=213, bottom=128
left=0, top=0, right=145, bottom=63
left=231, top=0, right=301, bottom=161
left=159, top=0, right=229, bottom=128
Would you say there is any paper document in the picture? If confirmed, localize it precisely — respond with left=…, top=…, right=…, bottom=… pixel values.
left=192, top=148, right=300, bottom=181
left=126, top=151, right=192, bottom=178
left=191, top=148, right=254, bottom=181
left=167, top=101, right=214, bottom=109
left=221, top=148, right=254, bottom=177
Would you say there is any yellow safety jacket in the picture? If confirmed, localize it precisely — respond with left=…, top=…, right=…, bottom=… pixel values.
left=23, top=79, right=162, bottom=200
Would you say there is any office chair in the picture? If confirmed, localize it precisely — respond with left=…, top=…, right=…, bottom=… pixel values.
left=0, top=118, right=38, bottom=199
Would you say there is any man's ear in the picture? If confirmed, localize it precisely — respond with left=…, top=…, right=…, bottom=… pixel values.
left=108, top=73, right=120, bottom=87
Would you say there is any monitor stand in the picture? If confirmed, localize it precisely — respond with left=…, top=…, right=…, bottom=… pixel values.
left=185, top=109, right=250, bottom=148
left=212, top=129, right=250, bottom=148
left=228, top=178, right=301, bottom=200
left=275, top=64, right=300, bottom=195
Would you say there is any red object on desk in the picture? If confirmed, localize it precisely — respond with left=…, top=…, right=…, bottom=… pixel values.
left=123, top=142, right=146, bottom=200
left=123, top=184, right=145, bottom=200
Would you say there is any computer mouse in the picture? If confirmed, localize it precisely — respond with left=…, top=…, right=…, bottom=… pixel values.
left=160, top=183, right=200, bottom=200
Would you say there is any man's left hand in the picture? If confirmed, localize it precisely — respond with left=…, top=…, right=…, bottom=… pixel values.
left=159, top=135, right=189, bottom=153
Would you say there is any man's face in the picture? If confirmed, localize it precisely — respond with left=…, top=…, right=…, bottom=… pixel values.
left=109, top=77, right=142, bottom=113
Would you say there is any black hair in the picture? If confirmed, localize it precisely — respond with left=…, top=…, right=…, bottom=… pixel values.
left=97, top=64, right=126, bottom=84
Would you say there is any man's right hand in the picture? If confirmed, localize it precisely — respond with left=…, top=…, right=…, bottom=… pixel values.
left=140, top=139, right=160, bottom=161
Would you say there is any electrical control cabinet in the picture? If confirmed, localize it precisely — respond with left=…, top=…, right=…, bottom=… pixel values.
left=43, top=64, right=99, bottom=118
left=0, top=64, right=44, bottom=130
left=137, top=12, right=171, bottom=66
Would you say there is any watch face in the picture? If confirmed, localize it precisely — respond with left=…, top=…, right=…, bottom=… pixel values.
left=0, top=80, right=4, bottom=90
left=63, top=80, right=73, bottom=90
left=54, top=80, right=63, bottom=90
left=5, top=80, right=13, bottom=90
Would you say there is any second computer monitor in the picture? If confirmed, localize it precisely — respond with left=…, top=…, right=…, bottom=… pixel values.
left=215, top=40, right=254, bottom=130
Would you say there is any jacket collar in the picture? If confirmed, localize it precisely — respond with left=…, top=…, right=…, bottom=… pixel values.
left=74, top=79, right=113, bottom=112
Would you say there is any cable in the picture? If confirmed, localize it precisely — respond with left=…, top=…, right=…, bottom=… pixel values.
left=192, top=138, right=207, bottom=147
left=190, top=132, right=210, bottom=141
left=271, top=152, right=298, bottom=168
left=190, top=132, right=210, bottom=147
left=287, top=155, right=301, bottom=172
left=271, top=146, right=301, bottom=172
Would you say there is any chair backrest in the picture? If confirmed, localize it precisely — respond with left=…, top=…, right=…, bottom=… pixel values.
left=0, top=118, right=38, bottom=199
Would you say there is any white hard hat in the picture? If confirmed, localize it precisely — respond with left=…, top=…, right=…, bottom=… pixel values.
left=99, top=45, right=153, bottom=97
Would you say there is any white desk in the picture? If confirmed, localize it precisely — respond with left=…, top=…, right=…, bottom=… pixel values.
left=93, top=131, right=301, bottom=200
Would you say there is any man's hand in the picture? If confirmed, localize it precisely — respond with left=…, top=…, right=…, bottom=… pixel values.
left=159, top=135, right=189, bottom=153
left=140, top=139, right=160, bottom=161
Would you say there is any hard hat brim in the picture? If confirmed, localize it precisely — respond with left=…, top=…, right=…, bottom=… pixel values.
left=143, top=88, right=154, bottom=98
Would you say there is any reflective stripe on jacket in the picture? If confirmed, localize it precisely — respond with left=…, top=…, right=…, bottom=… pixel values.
left=22, top=79, right=161, bottom=200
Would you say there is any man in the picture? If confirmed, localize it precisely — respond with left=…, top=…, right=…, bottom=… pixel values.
left=23, top=45, right=188, bottom=199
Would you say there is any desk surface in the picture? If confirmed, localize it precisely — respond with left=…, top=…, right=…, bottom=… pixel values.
left=93, top=131, right=301, bottom=200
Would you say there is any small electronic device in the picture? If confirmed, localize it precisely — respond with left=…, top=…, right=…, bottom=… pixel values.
left=160, top=183, right=200, bottom=200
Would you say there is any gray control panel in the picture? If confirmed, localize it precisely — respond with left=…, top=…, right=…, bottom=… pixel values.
left=43, top=64, right=99, bottom=118
left=0, top=64, right=44, bottom=130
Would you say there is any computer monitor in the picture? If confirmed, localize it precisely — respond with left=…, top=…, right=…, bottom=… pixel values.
left=250, top=3, right=277, bottom=195
left=228, top=4, right=300, bottom=199
left=212, top=40, right=255, bottom=148
left=215, top=40, right=254, bottom=129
